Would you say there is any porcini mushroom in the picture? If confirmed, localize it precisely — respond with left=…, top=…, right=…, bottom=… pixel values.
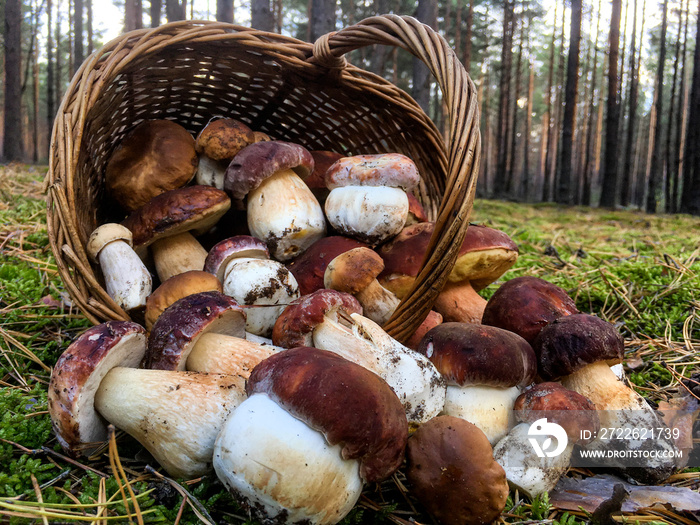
left=324, top=247, right=400, bottom=326
left=534, top=313, right=677, bottom=483
left=273, top=292, right=446, bottom=427
left=224, top=141, right=326, bottom=261
left=146, top=291, right=279, bottom=378
left=194, top=118, right=255, bottom=189
left=416, top=322, right=537, bottom=444
left=204, top=236, right=300, bottom=336
left=324, top=153, right=420, bottom=245
left=122, top=185, right=231, bottom=283
left=86, top=223, right=152, bottom=313
left=481, top=275, right=579, bottom=344
left=406, top=415, right=509, bottom=525
left=105, top=119, right=198, bottom=212
left=213, top=347, right=408, bottom=525
left=48, top=321, right=246, bottom=478
left=378, top=222, right=519, bottom=323
left=492, top=382, right=599, bottom=499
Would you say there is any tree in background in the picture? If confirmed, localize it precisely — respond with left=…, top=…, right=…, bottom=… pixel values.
left=3, top=0, right=24, bottom=161
left=680, top=0, right=700, bottom=215
left=599, top=0, right=622, bottom=208
left=251, top=0, right=274, bottom=31
left=309, top=0, right=335, bottom=42
left=166, top=0, right=186, bottom=21
left=217, top=0, right=234, bottom=23
left=412, top=0, right=437, bottom=113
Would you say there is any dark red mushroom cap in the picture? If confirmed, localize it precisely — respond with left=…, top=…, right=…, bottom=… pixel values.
left=305, top=151, right=343, bottom=191
left=417, top=322, right=537, bottom=388
left=122, top=185, right=231, bottom=250
left=405, top=415, right=509, bottom=525
left=204, top=235, right=269, bottom=283
left=247, top=347, right=408, bottom=483
left=481, top=276, right=580, bottom=344
left=272, top=289, right=362, bottom=348
left=534, top=313, right=625, bottom=381
left=145, top=291, right=245, bottom=370
left=48, top=321, right=147, bottom=455
left=286, top=236, right=368, bottom=296
left=224, top=141, right=315, bottom=201
left=514, top=382, right=600, bottom=444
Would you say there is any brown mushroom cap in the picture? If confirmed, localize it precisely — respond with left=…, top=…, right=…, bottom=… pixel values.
left=145, top=291, right=245, bottom=371
left=416, top=322, right=537, bottom=388
left=272, top=289, right=363, bottom=348
left=144, top=271, right=223, bottom=331
left=224, top=141, right=315, bottom=201
left=534, top=313, right=625, bottom=381
left=48, top=321, right=147, bottom=455
left=252, top=131, right=272, bottom=142
left=378, top=222, right=518, bottom=298
left=286, top=236, right=368, bottom=296
left=405, top=415, right=509, bottom=525
left=306, top=150, right=343, bottom=191
left=404, top=310, right=443, bottom=350
left=514, top=382, right=600, bottom=443
left=324, top=247, right=384, bottom=295
left=86, top=223, right=133, bottom=262
left=105, top=120, right=198, bottom=212
left=195, top=118, right=254, bottom=161
left=325, top=153, right=420, bottom=192
left=203, top=235, right=269, bottom=283
left=481, top=276, right=580, bottom=344
left=122, top=185, right=231, bottom=251
left=247, top=347, right=408, bottom=483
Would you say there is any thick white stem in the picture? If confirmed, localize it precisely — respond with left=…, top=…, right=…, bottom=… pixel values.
left=98, top=240, right=152, bottom=311
left=442, top=385, right=521, bottom=445
left=312, top=314, right=446, bottom=426
left=94, top=367, right=245, bottom=478
left=247, top=169, right=326, bottom=261
left=151, top=231, right=207, bottom=282
left=187, top=333, right=280, bottom=378
left=493, top=423, right=573, bottom=499
left=214, top=393, right=363, bottom=525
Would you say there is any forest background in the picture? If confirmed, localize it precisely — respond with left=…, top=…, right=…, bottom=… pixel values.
left=1, top=0, right=700, bottom=215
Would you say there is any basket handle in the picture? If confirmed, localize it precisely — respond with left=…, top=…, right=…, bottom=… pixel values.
left=311, top=15, right=481, bottom=342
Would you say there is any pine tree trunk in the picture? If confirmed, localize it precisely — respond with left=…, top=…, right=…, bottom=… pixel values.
left=309, top=0, right=336, bottom=42
left=74, top=0, right=84, bottom=72
left=664, top=0, right=685, bottom=213
left=217, top=0, right=233, bottom=22
left=599, top=0, right=622, bottom=208
left=479, top=61, right=492, bottom=197
left=620, top=0, right=639, bottom=207
left=151, top=0, right=161, bottom=27
left=646, top=0, right=668, bottom=213
left=369, top=0, right=391, bottom=76
left=33, top=1, right=40, bottom=163
left=251, top=0, right=274, bottom=31
left=412, top=0, right=437, bottom=113
left=55, top=0, right=63, bottom=105
left=494, top=0, right=514, bottom=197
left=557, top=0, right=582, bottom=204
left=507, top=13, right=525, bottom=197
left=3, top=0, right=24, bottom=160
left=546, top=4, right=567, bottom=201
left=166, top=0, right=186, bottom=21
left=523, top=26, right=534, bottom=201
left=47, top=0, right=55, bottom=146
left=674, top=0, right=691, bottom=210
left=580, top=0, right=601, bottom=207
left=455, top=1, right=462, bottom=63
left=86, top=0, right=93, bottom=53
left=463, top=1, right=473, bottom=74
left=679, top=0, right=700, bottom=215
left=540, top=1, right=558, bottom=200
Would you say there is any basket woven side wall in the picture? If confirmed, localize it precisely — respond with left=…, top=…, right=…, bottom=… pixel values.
left=45, top=15, right=481, bottom=342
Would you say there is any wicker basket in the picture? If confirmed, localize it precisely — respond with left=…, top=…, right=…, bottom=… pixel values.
left=45, top=15, right=481, bottom=343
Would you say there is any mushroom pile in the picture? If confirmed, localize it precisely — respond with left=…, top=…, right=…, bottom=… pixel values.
left=47, top=116, right=681, bottom=524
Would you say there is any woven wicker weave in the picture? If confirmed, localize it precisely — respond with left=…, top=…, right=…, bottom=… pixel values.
left=45, top=14, right=481, bottom=343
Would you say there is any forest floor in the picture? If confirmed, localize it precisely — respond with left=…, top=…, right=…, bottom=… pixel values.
left=0, top=163, right=699, bottom=524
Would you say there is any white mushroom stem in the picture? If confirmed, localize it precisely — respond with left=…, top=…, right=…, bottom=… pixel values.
left=94, top=367, right=245, bottom=479
left=187, top=333, right=282, bottom=378
left=222, top=257, right=300, bottom=337
left=312, top=313, right=446, bottom=426
left=324, top=186, right=409, bottom=245
left=151, top=231, right=208, bottom=282
left=213, top=393, right=363, bottom=525
left=433, top=280, right=487, bottom=324
left=247, top=169, right=326, bottom=261
left=442, top=385, right=521, bottom=445
left=561, top=361, right=678, bottom=478
left=195, top=155, right=227, bottom=189
left=492, top=422, right=574, bottom=499
left=354, top=280, right=401, bottom=326
left=97, top=240, right=152, bottom=312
